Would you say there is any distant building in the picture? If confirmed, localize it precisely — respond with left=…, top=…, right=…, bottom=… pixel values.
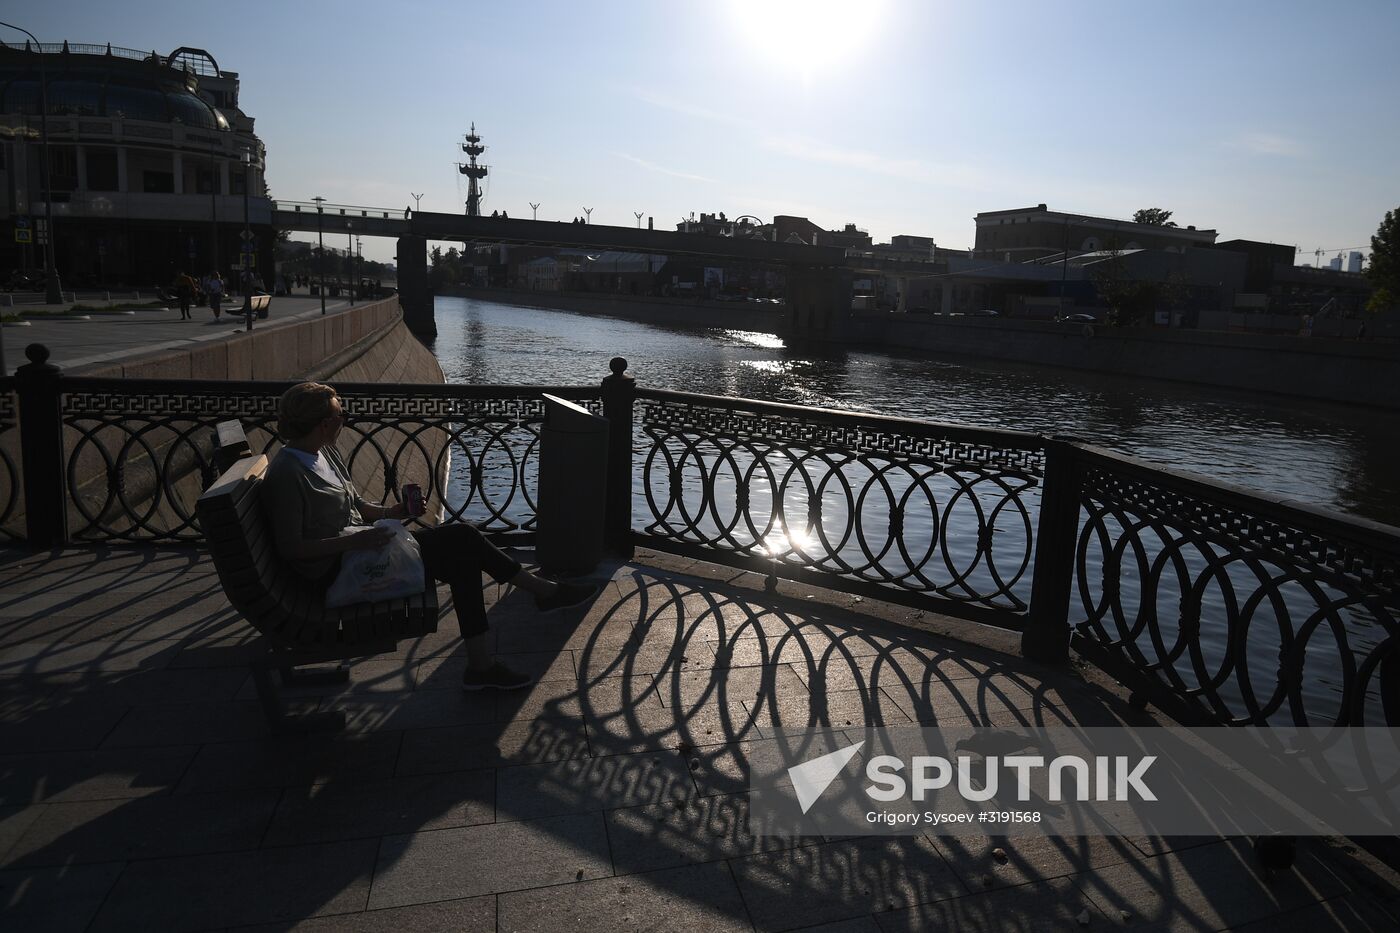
left=0, top=40, right=272, bottom=285
left=1348, top=251, right=1364, bottom=273
left=973, top=204, right=1217, bottom=263
left=1329, top=255, right=1343, bottom=271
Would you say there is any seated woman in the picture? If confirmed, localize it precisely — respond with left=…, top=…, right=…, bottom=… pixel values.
left=262, top=382, right=595, bottom=691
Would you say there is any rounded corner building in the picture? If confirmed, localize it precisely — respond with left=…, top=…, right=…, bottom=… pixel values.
left=0, top=40, right=272, bottom=286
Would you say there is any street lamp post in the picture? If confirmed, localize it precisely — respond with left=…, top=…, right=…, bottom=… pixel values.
left=2, top=23, right=64, bottom=305
left=240, top=148, right=253, bottom=329
left=411, top=192, right=423, bottom=213
left=530, top=202, right=540, bottom=221
left=582, top=207, right=592, bottom=225
left=634, top=211, right=643, bottom=228
left=312, top=196, right=326, bottom=315
left=347, top=223, right=355, bottom=306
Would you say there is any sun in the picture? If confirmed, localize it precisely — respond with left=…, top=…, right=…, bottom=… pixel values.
left=728, top=0, right=887, bottom=80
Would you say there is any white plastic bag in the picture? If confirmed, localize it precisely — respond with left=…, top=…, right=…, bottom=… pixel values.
left=324, top=520, right=426, bottom=608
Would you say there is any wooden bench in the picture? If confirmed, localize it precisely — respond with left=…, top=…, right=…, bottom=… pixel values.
left=237, top=294, right=272, bottom=330
left=196, top=452, right=439, bottom=731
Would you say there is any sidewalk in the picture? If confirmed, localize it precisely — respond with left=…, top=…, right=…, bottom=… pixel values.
left=1, top=292, right=357, bottom=374
left=0, top=545, right=1396, bottom=931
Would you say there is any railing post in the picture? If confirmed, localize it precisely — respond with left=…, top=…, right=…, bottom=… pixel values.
left=14, top=343, right=68, bottom=546
left=1023, top=437, right=1083, bottom=665
left=601, top=356, right=635, bottom=558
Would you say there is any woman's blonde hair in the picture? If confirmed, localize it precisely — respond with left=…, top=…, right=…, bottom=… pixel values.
left=277, top=382, right=338, bottom=440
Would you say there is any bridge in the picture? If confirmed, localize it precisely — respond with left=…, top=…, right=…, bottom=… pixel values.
left=272, top=200, right=851, bottom=337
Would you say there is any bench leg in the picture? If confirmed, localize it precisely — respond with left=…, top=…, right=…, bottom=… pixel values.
left=250, top=661, right=346, bottom=734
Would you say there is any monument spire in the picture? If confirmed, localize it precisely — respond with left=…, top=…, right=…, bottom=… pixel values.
left=458, top=122, right=488, bottom=217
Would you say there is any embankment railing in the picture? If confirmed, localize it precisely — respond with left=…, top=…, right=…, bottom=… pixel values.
left=3, top=347, right=1397, bottom=726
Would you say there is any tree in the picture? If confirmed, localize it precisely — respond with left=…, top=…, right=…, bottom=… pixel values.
left=1133, top=208, right=1177, bottom=227
left=1089, top=242, right=1187, bottom=327
left=1366, top=207, right=1400, bottom=312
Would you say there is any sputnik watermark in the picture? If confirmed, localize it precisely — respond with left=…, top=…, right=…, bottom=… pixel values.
left=750, top=726, right=1400, bottom=837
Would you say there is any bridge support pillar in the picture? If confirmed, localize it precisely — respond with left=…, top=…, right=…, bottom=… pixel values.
left=396, top=235, right=435, bottom=337
left=784, top=264, right=852, bottom=342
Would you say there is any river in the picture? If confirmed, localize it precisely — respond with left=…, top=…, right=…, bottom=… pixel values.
left=427, top=295, right=1400, bottom=527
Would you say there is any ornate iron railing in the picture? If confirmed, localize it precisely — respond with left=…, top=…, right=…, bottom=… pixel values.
left=6, top=346, right=1399, bottom=728
left=0, top=378, right=19, bottom=541
left=1068, top=445, right=1400, bottom=727
left=634, top=388, right=1045, bottom=629
left=49, top=376, right=599, bottom=542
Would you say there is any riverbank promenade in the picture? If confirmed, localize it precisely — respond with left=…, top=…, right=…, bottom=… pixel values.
left=3, top=543, right=1396, bottom=931
left=1, top=292, right=357, bottom=374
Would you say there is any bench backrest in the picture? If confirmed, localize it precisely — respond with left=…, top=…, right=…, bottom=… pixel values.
left=196, top=454, right=437, bottom=652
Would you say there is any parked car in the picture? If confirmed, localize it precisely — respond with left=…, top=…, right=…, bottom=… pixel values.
left=1059, top=313, right=1098, bottom=324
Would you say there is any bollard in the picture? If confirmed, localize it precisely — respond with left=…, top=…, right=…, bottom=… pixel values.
left=601, top=357, right=636, bottom=558
left=14, top=343, right=68, bottom=545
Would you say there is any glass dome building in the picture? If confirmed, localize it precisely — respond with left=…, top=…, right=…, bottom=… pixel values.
left=0, top=42, right=271, bottom=286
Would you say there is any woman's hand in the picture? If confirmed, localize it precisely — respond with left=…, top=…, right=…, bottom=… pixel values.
left=344, top=526, right=396, bottom=551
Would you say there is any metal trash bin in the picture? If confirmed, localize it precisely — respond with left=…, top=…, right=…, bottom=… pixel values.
left=536, top=393, right=608, bottom=574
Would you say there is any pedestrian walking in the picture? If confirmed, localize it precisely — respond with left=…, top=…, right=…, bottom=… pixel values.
left=207, top=271, right=224, bottom=319
left=173, top=270, right=196, bottom=320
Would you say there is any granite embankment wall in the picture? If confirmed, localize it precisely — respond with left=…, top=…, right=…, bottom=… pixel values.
left=3, top=299, right=446, bottom=542
left=71, top=297, right=441, bottom=382
left=848, top=314, right=1400, bottom=410
left=435, top=286, right=783, bottom=332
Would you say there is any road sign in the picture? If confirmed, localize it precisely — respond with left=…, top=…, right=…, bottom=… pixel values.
left=15, top=216, right=31, bottom=229
left=240, top=229, right=255, bottom=241
left=14, top=229, right=31, bottom=244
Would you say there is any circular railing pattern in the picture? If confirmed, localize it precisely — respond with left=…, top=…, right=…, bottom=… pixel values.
left=57, top=380, right=599, bottom=542
left=1073, top=461, right=1400, bottom=726
left=0, top=386, right=21, bottom=541
left=637, top=394, right=1044, bottom=621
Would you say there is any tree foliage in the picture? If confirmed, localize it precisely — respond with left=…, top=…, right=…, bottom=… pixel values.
left=1366, top=207, right=1400, bottom=312
left=1132, top=208, right=1177, bottom=227
left=1089, top=245, right=1187, bottom=327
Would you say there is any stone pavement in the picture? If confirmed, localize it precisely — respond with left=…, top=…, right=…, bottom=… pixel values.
left=1, top=292, right=356, bottom=374
left=1, top=544, right=1397, bottom=932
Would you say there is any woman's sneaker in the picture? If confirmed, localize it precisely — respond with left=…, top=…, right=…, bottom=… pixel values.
left=461, top=662, right=535, bottom=692
left=535, top=581, right=599, bottom=613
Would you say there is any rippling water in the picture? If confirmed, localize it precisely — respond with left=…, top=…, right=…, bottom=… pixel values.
left=429, top=296, right=1400, bottom=526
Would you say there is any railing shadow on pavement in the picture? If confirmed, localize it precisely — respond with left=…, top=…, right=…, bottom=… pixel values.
left=2, top=548, right=1397, bottom=929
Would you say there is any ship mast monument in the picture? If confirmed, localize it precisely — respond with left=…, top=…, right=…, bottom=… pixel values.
left=458, top=123, right=489, bottom=216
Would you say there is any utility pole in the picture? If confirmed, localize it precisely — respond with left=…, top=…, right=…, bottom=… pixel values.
left=530, top=202, right=540, bottom=221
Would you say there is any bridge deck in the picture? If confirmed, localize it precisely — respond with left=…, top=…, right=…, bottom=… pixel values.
left=1, top=544, right=1394, bottom=930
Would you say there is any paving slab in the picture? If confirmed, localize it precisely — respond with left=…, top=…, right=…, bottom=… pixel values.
left=0, top=744, right=197, bottom=805
left=88, top=837, right=378, bottom=931
left=264, top=770, right=495, bottom=845
left=497, top=861, right=752, bottom=933
left=175, top=732, right=403, bottom=794
left=368, top=812, right=613, bottom=909
left=0, top=861, right=126, bottom=933
left=0, top=544, right=1394, bottom=931
left=728, top=835, right=968, bottom=932
left=0, top=788, right=281, bottom=868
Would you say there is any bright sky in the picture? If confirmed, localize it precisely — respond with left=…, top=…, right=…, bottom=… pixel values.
left=18, top=0, right=1400, bottom=265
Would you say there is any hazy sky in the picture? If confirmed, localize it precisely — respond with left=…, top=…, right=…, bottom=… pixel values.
left=16, top=0, right=1400, bottom=264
